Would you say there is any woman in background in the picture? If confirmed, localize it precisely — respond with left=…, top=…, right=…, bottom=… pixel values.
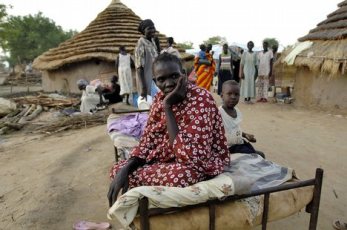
left=194, top=43, right=216, bottom=91
left=134, top=19, right=160, bottom=100
left=239, top=41, right=257, bottom=103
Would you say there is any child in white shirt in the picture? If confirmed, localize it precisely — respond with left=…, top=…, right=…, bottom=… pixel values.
left=219, top=80, right=265, bottom=158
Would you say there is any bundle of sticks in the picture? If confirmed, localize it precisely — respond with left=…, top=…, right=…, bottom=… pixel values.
left=30, top=112, right=108, bottom=135
left=1, top=96, right=150, bottom=135
left=12, top=94, right=79, bottom=108
left=1, top=94, right=80, bottom=135
left=0, top=104, right=43, bottom=135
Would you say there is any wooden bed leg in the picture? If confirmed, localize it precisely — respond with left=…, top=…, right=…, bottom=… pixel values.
left=308, top=168, right=324, bottom=230
left=209, top=204, right=216, bottom=230
left=262, top=193, right=270, bottom=230
left=114, top=146, right=119, bottom=162
left=139, top=197, right=150, bottom=230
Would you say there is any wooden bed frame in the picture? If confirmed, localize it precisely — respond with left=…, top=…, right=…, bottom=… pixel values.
left=137, top=168, right=323, bottom=230
left=109, top=110, right=323, bottom=229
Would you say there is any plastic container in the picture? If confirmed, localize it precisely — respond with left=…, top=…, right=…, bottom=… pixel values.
left=137, top=95, right=153, bottom=109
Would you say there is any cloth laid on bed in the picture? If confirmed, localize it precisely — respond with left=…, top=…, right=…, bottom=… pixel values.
left=107, top=154, right=295, bottom=229
left=107, top=113, right=147, bottom=160
left=226, top=153, right=294, bottom=193
left=107, top=113, right=148, bottom=139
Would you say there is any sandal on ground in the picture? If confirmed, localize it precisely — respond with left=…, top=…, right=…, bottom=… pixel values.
left=333, top=219, right=347, bottom=230
left=73, top=220, right=111, bottom=230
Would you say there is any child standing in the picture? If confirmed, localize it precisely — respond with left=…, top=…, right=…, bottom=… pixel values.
left=219, top=80, right=265, bottom=158
left=116, top=46, right=135, bottom=105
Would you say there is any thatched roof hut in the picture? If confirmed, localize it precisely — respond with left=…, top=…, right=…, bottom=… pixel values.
left=274, top=0, right=347, bottom=111
left=33, top=0, right=193, bottom=93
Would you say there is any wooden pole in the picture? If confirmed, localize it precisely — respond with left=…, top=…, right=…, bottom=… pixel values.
left=308, top=168, right=324, bottom=230
left=111, top=108, right=150, bottom=114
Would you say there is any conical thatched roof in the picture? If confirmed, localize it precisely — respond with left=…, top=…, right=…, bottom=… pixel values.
left=276, top=0, right=347, bottom=76
left=33, top=0, right=192, bottom=70
left=299, top=0, right=347, bottom=41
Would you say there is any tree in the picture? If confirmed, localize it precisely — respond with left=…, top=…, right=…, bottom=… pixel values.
left=263, top=38, right=279, bottom=50
left=0, top=4, right=8, bottom=23
left=203, top=36, right=227, bottom=45
left=0, top=4, right=9, bottom=68
left=176, top=41, right=194, bottom=50
left=0, top=12, right=77, bottom=67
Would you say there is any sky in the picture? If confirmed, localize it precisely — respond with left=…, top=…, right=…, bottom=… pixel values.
left=1, top=0, right=342, bottom=49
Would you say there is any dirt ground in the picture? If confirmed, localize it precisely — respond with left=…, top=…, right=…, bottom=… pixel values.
left=0, top=98, right=346, bottom=230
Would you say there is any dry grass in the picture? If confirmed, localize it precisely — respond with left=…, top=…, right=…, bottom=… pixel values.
left=33, top=1, right=193, bottom=71
left=299, top=1, right=347, bottom=41
left=275, top=40, right=347, bottom=76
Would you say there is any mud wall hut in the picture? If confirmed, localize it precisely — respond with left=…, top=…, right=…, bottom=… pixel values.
left=33, top=0, right=193, bottom=93
left=274, top=0, right=347, bottom=111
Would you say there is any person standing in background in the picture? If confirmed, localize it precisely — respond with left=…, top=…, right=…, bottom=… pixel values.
left=239, top=41, right=257, bottom=103
left=269, top=45, right=278, bottom=88
left=195, top=43, right=216, bottom=91
left=232, top=47, right=243, bottom=83
left=116, top=46, right=134, bottom=105
left=134, top=19, right=160, bottom=100
left=217, top=43, right=233, bottom=95
left=161, top=37, right=181, bottom=58
left=256, top=41, right=273, bottom=102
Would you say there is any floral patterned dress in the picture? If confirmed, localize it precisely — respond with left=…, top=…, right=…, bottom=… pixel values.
left=110, top=83, right=229, bottom=188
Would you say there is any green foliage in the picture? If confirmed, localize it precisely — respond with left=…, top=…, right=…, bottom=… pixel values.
left=263, top=38, right=279, bottom=50
left=0, top=4, right=9, bottom=67
left=176, top=41, right=194, bottom=50
left=203, top=36, right=227, bottom=45
left=0, top=4, right=8, bottom=23
left=0, top=12, right=77, bottom=67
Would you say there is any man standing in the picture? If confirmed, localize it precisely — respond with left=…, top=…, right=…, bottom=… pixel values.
left=256, top=41, right=273, bottom=102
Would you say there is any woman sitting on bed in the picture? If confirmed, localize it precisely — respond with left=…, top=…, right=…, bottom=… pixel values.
left=107, top=53, right=229, bottom=206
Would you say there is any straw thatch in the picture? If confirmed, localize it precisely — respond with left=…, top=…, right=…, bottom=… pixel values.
left=293, top=40, right=347, bottom=75
left=299, top=0, right=347, bottom=41
left=33, top=0, right=193, bottom=71
left=275, top=1, right=347, bottom=75
left=273, top=1, right=347, bottom=111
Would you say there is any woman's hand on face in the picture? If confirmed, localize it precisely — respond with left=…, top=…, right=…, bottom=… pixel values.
left=163, top=75, right=187, bottom=108
left=107, top=167, right=130, bottom=207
